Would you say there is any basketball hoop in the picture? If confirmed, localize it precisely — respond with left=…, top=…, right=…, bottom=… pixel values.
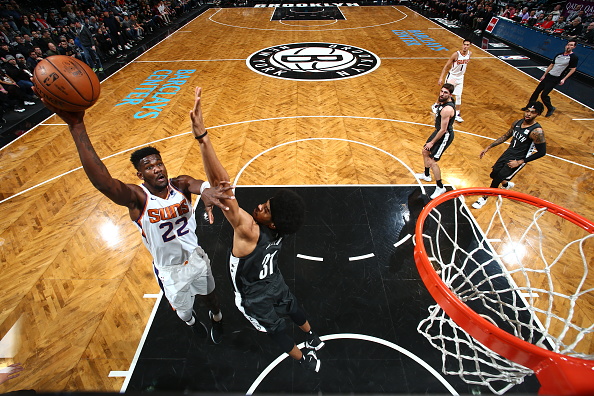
left=414, top=188, right=594, bottom=395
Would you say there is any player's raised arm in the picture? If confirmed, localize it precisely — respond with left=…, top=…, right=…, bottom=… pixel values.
left=44, top=100, right=140, bottom=210
left=190, top=87, right=255, bottom=234
left=438, top=51, right=457, bottom=86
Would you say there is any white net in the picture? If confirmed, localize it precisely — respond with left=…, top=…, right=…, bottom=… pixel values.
left=416, top=193, right=594, bottom=395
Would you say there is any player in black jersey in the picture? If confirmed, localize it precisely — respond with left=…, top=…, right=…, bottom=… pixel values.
left=472, top=101, right=547, bottom=209
left=416, top=83, right=456, bottom=200
left=190, top=87, right=325, bottom=372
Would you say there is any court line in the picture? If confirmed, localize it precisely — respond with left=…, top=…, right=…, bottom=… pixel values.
left=232, top=136, right=428, bottom=196
left=245, top=333, right=458, bottom=395
left=134, top=59, right=246, bottom=62
left=349, top=253, right=375, bottom=261
left=208, top=5, right=407, bottom=31
left=120, top=291, right=164, bottom=392
left=296, top=254, right=324, bottom=261
left=3, top=115, right=593, bottom=206
left=279, top=19, right=339, bottom=27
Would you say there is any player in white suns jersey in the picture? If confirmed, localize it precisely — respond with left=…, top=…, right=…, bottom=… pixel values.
left=434, top=39, right=472, bottom=123
left=40, top=97, right=232, bottom=344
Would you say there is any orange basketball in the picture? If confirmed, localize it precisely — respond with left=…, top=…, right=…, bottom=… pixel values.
left=33, top=55, right=101, bottom=112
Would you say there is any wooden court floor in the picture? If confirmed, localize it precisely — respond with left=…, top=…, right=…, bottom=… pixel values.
left=0, top=6, right=592, bottom=393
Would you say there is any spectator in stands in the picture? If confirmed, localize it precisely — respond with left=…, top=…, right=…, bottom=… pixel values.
left=516, top=7, right=530, bottom=23
left=34, top=12, right=51, bottom=30
left=74, top=20, right=103, bottom=73
left=45, top=42, right=59, bottom=57
left=95, top=26, right=119, bottom=59
left=102, top=11, right=131, bottom=52
left=157, top=1, right=172, bottom=25
left=550, top=4, right=562, bottom=21
left=22, top=33, right=35, bottom=52
left=0, top=67, right=32, bottom=112
left=501, top=5, right=517, bottom=20
left=535, top=14, right=554, bottom=30
left=38, top=29, right=56, bottom=53
left=581, top=22, right=594, bottom=44
left=474, top=4, right=495, bottom=34
left=25, top=48, right=42, bottom=70
left=567, top=9, right=585, bottom=23
left=15, top=53, right=33, bottom=73
left=57, top=39, right=76, bottom=57
left=0, top=42, right=14, bottom=60
left=19, top=16, right=33, bottom=36
left=547, top=16, right=567, bottom=35
left=30, top=30, right=44, bottom=49
left=2, top=20, right=19, bottom=41
left=564, top=17, right=584, bottom=40
left=4, top=54, right=34, bottom=99
left=14, top=35, right=31, bottom=56
left=529, top=12, right=544, bottom=27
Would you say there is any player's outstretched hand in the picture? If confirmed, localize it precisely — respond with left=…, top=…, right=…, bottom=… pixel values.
left=32, top=86, right=84, bottom=127
left=190, top=87, right=207, bottom=138
left=201, top=181, right=235, bottom=224
left=0, top=363, right=24, bottom=385
left=479, top=147, right=489, bottom=159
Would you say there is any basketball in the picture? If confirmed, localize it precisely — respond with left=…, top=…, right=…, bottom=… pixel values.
left=33, top=55, right=101, bottom=112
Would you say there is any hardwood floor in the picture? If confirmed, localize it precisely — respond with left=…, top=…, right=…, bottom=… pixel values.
left=0, top=6, right=592, bottom=392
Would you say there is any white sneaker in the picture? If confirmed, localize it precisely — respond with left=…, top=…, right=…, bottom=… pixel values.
left=24, top=101, right=35, bottom=106
left=472, top=197, right=488, bottom=209
left=455, top=115, right=464, bottom=122
left=430, top=186, right=447, bottom=199
left=431, top=103, right=439, bottom=114
left=415, top=173, right=432, bottom=182
left=501, top=181, right=515, bottom=190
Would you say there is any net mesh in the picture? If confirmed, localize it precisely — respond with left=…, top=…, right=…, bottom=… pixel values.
left=416, top=193, right=594, bottom=394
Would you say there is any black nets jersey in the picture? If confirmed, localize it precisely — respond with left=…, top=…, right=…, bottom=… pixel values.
left=502, top=119, right=542, bottom=160
left=435, top=100, right=456, bottom=132
left=228, top=225, right=284, bottom=298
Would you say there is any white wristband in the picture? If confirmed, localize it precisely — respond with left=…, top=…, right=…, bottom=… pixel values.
left=199, top=181, right=210, bottom=195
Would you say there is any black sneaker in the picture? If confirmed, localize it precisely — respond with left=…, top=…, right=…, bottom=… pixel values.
left=300, top=350, right=320, bottom=372
left=189, top=310, right=207, bottom=338
left=305, top=332, right=325, bottom=351
left=545, top=106, right=556, bottom=117
left=209, top=311, right=223, bottom=344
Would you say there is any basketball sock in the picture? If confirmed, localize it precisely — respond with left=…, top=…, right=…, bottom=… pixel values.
left=436, top=180, right=444, bottom=188
left=185, top=316, right=196, bottom=326
left=424, top=168, right=430, bottom=177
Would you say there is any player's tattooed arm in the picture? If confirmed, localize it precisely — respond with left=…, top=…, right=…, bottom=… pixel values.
left=530, top=128, right=546, bottom=144
left=479, top=126, right=513, bottom=159
left=489, top=126, right=514, bottom=148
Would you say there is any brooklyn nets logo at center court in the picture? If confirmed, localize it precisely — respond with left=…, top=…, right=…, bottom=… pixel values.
left=247, top=42, right=381, bottom=81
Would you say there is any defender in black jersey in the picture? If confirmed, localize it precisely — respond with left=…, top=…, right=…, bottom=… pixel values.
left=191, top=87, right=325, bottom=372
left=416, top=83, right=456, bottom=200
left=472, top=101, right=547, bottom=209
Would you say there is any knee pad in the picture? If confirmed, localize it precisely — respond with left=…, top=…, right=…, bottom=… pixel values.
left=288, top=306, right=307, bottom=327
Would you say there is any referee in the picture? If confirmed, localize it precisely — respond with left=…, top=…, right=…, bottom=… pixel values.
left=523, top=40, right=578, bottom=117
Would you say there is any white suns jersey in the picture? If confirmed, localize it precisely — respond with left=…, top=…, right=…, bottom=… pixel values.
left=448, top=51, right=470, bottom=78
left=134, top=181, right=198, bottom=268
